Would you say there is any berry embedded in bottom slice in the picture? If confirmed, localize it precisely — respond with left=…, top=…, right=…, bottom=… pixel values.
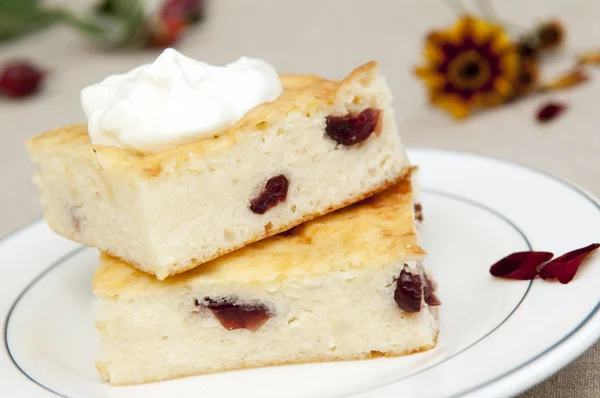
left=195, top=298, right=271, bottom=332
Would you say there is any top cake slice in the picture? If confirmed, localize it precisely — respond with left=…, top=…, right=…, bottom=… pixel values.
left=27, top=61, right=409, bottom=279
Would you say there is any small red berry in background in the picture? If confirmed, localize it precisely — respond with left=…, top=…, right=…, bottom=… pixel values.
left=161, top=0, right=205, bottom=24
left=147, top=20, right=186, bottom=48
left=147, top=0, right=205, bottom=48
left=0, top=62, right=45, bottom=98
left=536, top=102, right=567, bottom=123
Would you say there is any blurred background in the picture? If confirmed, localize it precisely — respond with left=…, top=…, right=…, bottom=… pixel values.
left=1, top=1, right=599, bottom=396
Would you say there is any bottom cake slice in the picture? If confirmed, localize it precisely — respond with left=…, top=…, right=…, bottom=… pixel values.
left=93, top=173, right=440, bottom=385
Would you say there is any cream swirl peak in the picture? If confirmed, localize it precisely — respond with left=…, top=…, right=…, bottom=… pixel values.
left=81, top=49, right=282, bottom=153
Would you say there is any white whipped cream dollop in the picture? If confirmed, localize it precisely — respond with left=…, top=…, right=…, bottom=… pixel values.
left=81, top=48, right=282, bottom=152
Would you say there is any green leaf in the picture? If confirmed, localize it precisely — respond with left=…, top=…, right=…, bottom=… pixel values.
left=0, top=8, right=62, bottom=41
left=99, top=0, right=147, bottom=46
left=62, top=13, right=110, bottom=37
left=0, top=0, right=147, bottom=46
left=0, top=0, right=113, bottom=43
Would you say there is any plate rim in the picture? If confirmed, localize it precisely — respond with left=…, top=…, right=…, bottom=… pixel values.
left=407, top=147, right=600, bottom=398
left=1, top=147, right=599, bottom=398
left=3, top=188, right=534, bottom=398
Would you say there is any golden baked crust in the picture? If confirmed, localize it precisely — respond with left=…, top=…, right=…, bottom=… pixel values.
left=26, top=62, right=381, bottom=178
left=94, top=172, right=424, bottom=297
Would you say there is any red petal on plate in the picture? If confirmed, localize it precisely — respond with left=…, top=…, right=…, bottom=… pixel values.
left=490, top=251, right=554, bottom=280
left=538, top=243, right=600, bottom=284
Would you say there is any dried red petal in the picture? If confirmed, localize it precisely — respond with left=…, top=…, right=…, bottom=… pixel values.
left=394, top=268, right=423, bottom=312
left=536, top=102, right=567, bottom=123
left=0, top=62, right=45, bottom=97
left=162, top=0, right=205, bottom=23
left=424, top=276, right=441, bottom=306
left=490, top=251, right=554, bottom=280
left=539, top=243, right=600, bottom=284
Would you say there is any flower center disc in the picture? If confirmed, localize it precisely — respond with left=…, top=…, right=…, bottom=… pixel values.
left=448, top=50, right=492, bottom=91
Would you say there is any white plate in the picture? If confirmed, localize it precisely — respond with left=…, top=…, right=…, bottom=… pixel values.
left=2, top=148, right=600, bottom=398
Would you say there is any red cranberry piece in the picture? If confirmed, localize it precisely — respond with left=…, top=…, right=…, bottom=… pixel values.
left=414, top=203, right=423, bottom=223
left=197, top=298, right=270, bottom=332
left=250, top=175, right=289, bottom=214
left=162, top=0, right=205, bottom=23
left=536, top=102, right=567, bottom=123
left=0, top=62, right=45, bottom=98
left=489, top=251, right=553, bottom=280
left=146, top=20, right=185, bottom=48
left=424, top=276, right=441, bottom=306
left=325, top=108, right=382, bottom=145
left=539, top=243, right=600, bottom=284
left=394, top=267, right=423, bottom=313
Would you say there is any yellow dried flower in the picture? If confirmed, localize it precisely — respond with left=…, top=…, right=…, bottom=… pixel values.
left=414, top=16, right=518, bottom=119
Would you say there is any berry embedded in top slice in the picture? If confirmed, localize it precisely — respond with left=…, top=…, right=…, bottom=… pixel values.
left=250, top=175, right=289, bottom=214
left=325, top=108, right=382, bottom=145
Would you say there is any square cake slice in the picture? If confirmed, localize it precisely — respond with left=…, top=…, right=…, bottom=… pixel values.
left=27, top=61, right=409, bottom=279
left=93, top=173, right=440, bottom=385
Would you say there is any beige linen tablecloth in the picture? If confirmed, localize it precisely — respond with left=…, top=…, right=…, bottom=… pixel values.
left=1, top=0, right=598, bottom=396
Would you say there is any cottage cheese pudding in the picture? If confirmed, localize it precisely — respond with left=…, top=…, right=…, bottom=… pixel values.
left=27, top=49, right=411, bottom=279
left=93, top=173, right=440, bottom=385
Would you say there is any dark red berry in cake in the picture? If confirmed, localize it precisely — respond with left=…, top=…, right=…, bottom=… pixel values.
left=539, top=243, right=599, bottom=284
left=414, top=203, right=423, bottom=223
left=325, top=108, right=382, bottom=145
left=250, top=175, right=289, bottom=214
left=490, top=251, right=553, bottom=280
left=0, top=62, right=45, bottom=98
left=199, top=298, right=270, bottom=332
left=424, top=276, right=441, bottom=306
left=536, top=102, right=567, bottom=123
left=394, top=267, right=423, bottom=313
